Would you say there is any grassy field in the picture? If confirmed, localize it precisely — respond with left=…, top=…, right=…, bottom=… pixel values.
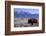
left=14, top=18, right=39, bottom=27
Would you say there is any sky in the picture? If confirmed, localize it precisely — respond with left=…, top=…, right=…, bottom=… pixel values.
left=14, top=8, right=39, bottom=14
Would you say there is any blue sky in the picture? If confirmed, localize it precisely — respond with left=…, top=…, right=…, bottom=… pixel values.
left=14, top=8, right=39, bottom=14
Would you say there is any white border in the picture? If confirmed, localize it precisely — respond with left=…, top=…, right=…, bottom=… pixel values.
left=11, top=5, right=42, bottom=31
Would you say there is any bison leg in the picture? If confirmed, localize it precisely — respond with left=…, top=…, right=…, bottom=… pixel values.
left=31, top=23, right=33, bottom=25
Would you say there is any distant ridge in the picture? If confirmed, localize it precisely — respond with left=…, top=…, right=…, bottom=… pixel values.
left=14, top=12, right=39, bottom=19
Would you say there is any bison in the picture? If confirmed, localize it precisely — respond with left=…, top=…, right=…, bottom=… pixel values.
left=28, top=18, right=38, bottom=25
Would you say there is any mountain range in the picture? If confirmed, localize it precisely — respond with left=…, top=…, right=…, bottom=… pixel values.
left=14, top=11, right=39, bottom=19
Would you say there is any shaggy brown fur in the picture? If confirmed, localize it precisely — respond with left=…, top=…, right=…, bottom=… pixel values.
left=28, top=18, right=38, bottom=25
